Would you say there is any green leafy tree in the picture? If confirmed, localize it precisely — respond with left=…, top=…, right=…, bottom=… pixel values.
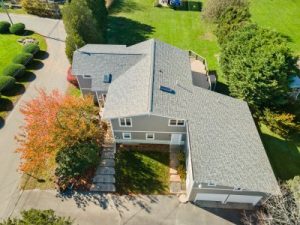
left=62, top=0, right=107, bottom=62
left=0, top=209, right=72, bottom=225
left=55, top=141, right=99, bottom=184
left=220, top=24, right=295, bottom=111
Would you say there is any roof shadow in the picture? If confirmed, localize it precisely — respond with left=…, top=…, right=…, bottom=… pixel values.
left=107, top=16, right=154, bottom=46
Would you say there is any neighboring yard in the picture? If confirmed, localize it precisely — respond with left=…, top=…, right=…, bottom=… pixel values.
left=115, top=149, right=170, bottom=194
left=260, top=124, right=300, bottom=181
left=0, top=32, right=47, bottom=124
left=250, top=0, right=300, bottom=55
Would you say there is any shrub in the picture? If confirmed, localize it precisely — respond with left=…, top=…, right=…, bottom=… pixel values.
left=12, top=52, right=33, bottom=65
left=67, top=66, right=79, bottom=87
left=0, top=21, right=11, bottom=33
left=9, top=23, right=25, bottom=35
left=0, top=76, right=16, bottom=92
left=177, top=150, right=186, bottom=180
left=2, top=64, right=26, bottom=78
left=55, top=142, right=99, bottom=186
left=202, top=0, right=248, bottom=23
left=21, top=0, right=61, bottom=19
left=262, top=108, right=299, bottom=137
left=23, top=43, right=40, bottom=55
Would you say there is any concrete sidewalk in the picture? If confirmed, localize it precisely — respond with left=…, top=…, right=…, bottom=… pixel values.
left=0, top=13, right=68, bottom=219
left=11, top=190, right=242, bottom=225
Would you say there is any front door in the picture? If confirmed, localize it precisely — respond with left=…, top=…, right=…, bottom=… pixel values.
left=171, top=133, right=182, bottom=145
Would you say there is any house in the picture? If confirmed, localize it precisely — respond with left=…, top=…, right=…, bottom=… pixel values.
left=72, top=39, right=280, bottom=208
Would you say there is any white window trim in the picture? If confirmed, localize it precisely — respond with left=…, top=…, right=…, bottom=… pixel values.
left=168, top=119, right=185, bottom=127
left=146, top=133, right=155, bottom=140
left=122, top=132, right=131, bottom=139
left=119, top=118, right=132, bottom=127
left=207, top=181, right=217, bottom=187
left=83, top=74, right=92, bottom=79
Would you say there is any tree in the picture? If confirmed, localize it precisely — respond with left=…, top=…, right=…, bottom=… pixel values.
left=55, top=141, right=99, bottom=186
left=220, top=24, right=295, bottom=111
left=0, top=209, right=72, bottom=225
left=62, top=0, right=107, bottom=61
left=202, top=0, right=248, bottom=23
left=16, top=89, right=104, bottom=173
left=242, top=183, right=300, bottom=225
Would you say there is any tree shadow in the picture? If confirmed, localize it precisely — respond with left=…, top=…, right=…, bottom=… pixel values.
left=200, top=207, right=246, bottom=225
left=17, top=71, right=36, bottom=83
left=23, top=30, right=34, bottom=36
left=260, top=132, right=300, bottom=181
left=26, top=60, right=44, bottom=70
left=56, top=192, right=159, bottom=217
left=175, top=1, right=202, bottom=11
left=107, top=16, right=154, bottom=46
left=0, top=117, right=4, bottom=129
left=1, top=83, right=25, bottom=97
left=35, top=51, right=49, bottom=60
left=0, top=98, right=13, bottom=112
left=109, top=0, right=144, bottom=14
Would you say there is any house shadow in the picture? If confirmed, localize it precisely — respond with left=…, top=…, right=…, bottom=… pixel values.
left=56, top=192, right=159, bottom=217
left=108, top=0, right=144, bottom=14
left=107, top=16, right=154, bottom=46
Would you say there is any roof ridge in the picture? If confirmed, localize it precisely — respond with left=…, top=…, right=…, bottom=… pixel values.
left=148, top=39, right=156, bottom=113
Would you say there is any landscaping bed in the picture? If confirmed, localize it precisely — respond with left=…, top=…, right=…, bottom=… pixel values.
left=115, top=148, right=170, bottom=194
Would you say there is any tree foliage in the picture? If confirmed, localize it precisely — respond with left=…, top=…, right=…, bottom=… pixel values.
left=16, top=89, right=104, bottom=173
left=0, top=209, right=72, bottom=225
left=21, top=0, right=61, bottom=19
left=220, top=24, right=295, bottom=111
left=202, top=0, right=248, bottom=22
left=55, top=141, right=99, bottom=184
left=62, top=0, right=107, bottom=61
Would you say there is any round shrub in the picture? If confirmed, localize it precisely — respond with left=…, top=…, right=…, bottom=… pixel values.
left=2, top=64, right=26, bottom=78
left=0, top=76, right=16, bottom=92
left=13, top=53, right=33, bottom=65
left=23, top=43, right=40, bottom=55
left=9, top=23, right=25, bottom=35
left=0, top=21, right=11, bottom=33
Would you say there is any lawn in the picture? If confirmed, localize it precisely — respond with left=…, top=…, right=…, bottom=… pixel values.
left=107, top=0, right=220, bottom=73
left=250, top=0, right=300, bottom=55
left=0, top=32, right=47, bottom=125
left=260, top=124, right=300, bottom=181
left=115, top=149, right=170, bottom=194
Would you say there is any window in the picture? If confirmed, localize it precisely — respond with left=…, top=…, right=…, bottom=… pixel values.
left=168, top=119, right=185, bottom=127
left=122, top=133, right=131, bottom=139
left=83, top=75, right=92, bottom=78
left=119, top=118, right=132, bottom=127
left=146, top=133, right=155, bottom=140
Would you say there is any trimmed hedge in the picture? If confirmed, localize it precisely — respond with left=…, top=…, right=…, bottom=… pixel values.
left=0, top=76, right=16, bottom=92
left=23, top=43, right=40, bottom=55
left=9, top=23, right=26, bottom=35
left=0, top=21, right=11, bottom=33
left=2, top=64, right=26, bottom=78
left=12, top=53, right=33, bottom=65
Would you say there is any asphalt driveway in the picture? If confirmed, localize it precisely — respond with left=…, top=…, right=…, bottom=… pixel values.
left=0, top=13, right=68, bottom=219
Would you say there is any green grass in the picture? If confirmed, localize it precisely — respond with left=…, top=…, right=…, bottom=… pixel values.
left=260, top=124, right=300, bottom=181
left=108, top=0, right=220, bottom=72
left=0, top=32, right=47, bottom=123
left=115, top=149, right=170, bottom=194
left=250, top=0, right=300, bottom=55
left=67, top=84, right=82, bottom=97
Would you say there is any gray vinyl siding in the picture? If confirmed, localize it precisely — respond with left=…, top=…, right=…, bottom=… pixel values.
left=114, top=131, right=186, bottom=142
left=111, top=114, right=186, bottom=133
left=76, top=75, right=92, bottom=89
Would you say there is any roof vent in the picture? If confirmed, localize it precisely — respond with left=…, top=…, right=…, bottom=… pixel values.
left=103, top=74, right=112, bottom=83
left=160, top=85, right=175, bottom=94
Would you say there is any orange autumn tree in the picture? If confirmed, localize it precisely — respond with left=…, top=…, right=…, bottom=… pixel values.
left=16, top=89, right=104, bottom=173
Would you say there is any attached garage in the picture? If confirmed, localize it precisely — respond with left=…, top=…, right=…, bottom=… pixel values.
left=194, top=193, right=263, bottom=206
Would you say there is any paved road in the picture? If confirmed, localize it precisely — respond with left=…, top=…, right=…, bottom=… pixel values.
left=0, top=13, right=68, bottom=219
left=11, top=191, right=242, bottom=225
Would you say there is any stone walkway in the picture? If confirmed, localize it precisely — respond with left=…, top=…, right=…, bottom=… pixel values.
left=169, top=146, right=182, bottom=194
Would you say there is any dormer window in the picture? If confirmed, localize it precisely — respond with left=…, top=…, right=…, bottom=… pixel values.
left=119, top=118, right=132, bottom=127
left=168, top=119, right=185, bottom=127
left=207, top=181, right=217, bottom=187
left=83, top=75, right=92, bottom=78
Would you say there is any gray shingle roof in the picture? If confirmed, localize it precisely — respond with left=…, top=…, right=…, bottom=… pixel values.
left=94, top=39, right=279, bottom=195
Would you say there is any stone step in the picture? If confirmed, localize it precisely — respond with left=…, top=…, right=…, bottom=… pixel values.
left=95, top=166, right=115, bottom=175
left=101, top=151, right=115, bottom=159
left=170, top=174, right=181, bottom=182
left=90, top=183, right=116, bottom=192
left=170, top=182, right=181, bottom=194
left=93, top=174, right=115, bottom=183
left=169, top=167, right=178, bottom=175
left=99, top=159, right=115, bottom=167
